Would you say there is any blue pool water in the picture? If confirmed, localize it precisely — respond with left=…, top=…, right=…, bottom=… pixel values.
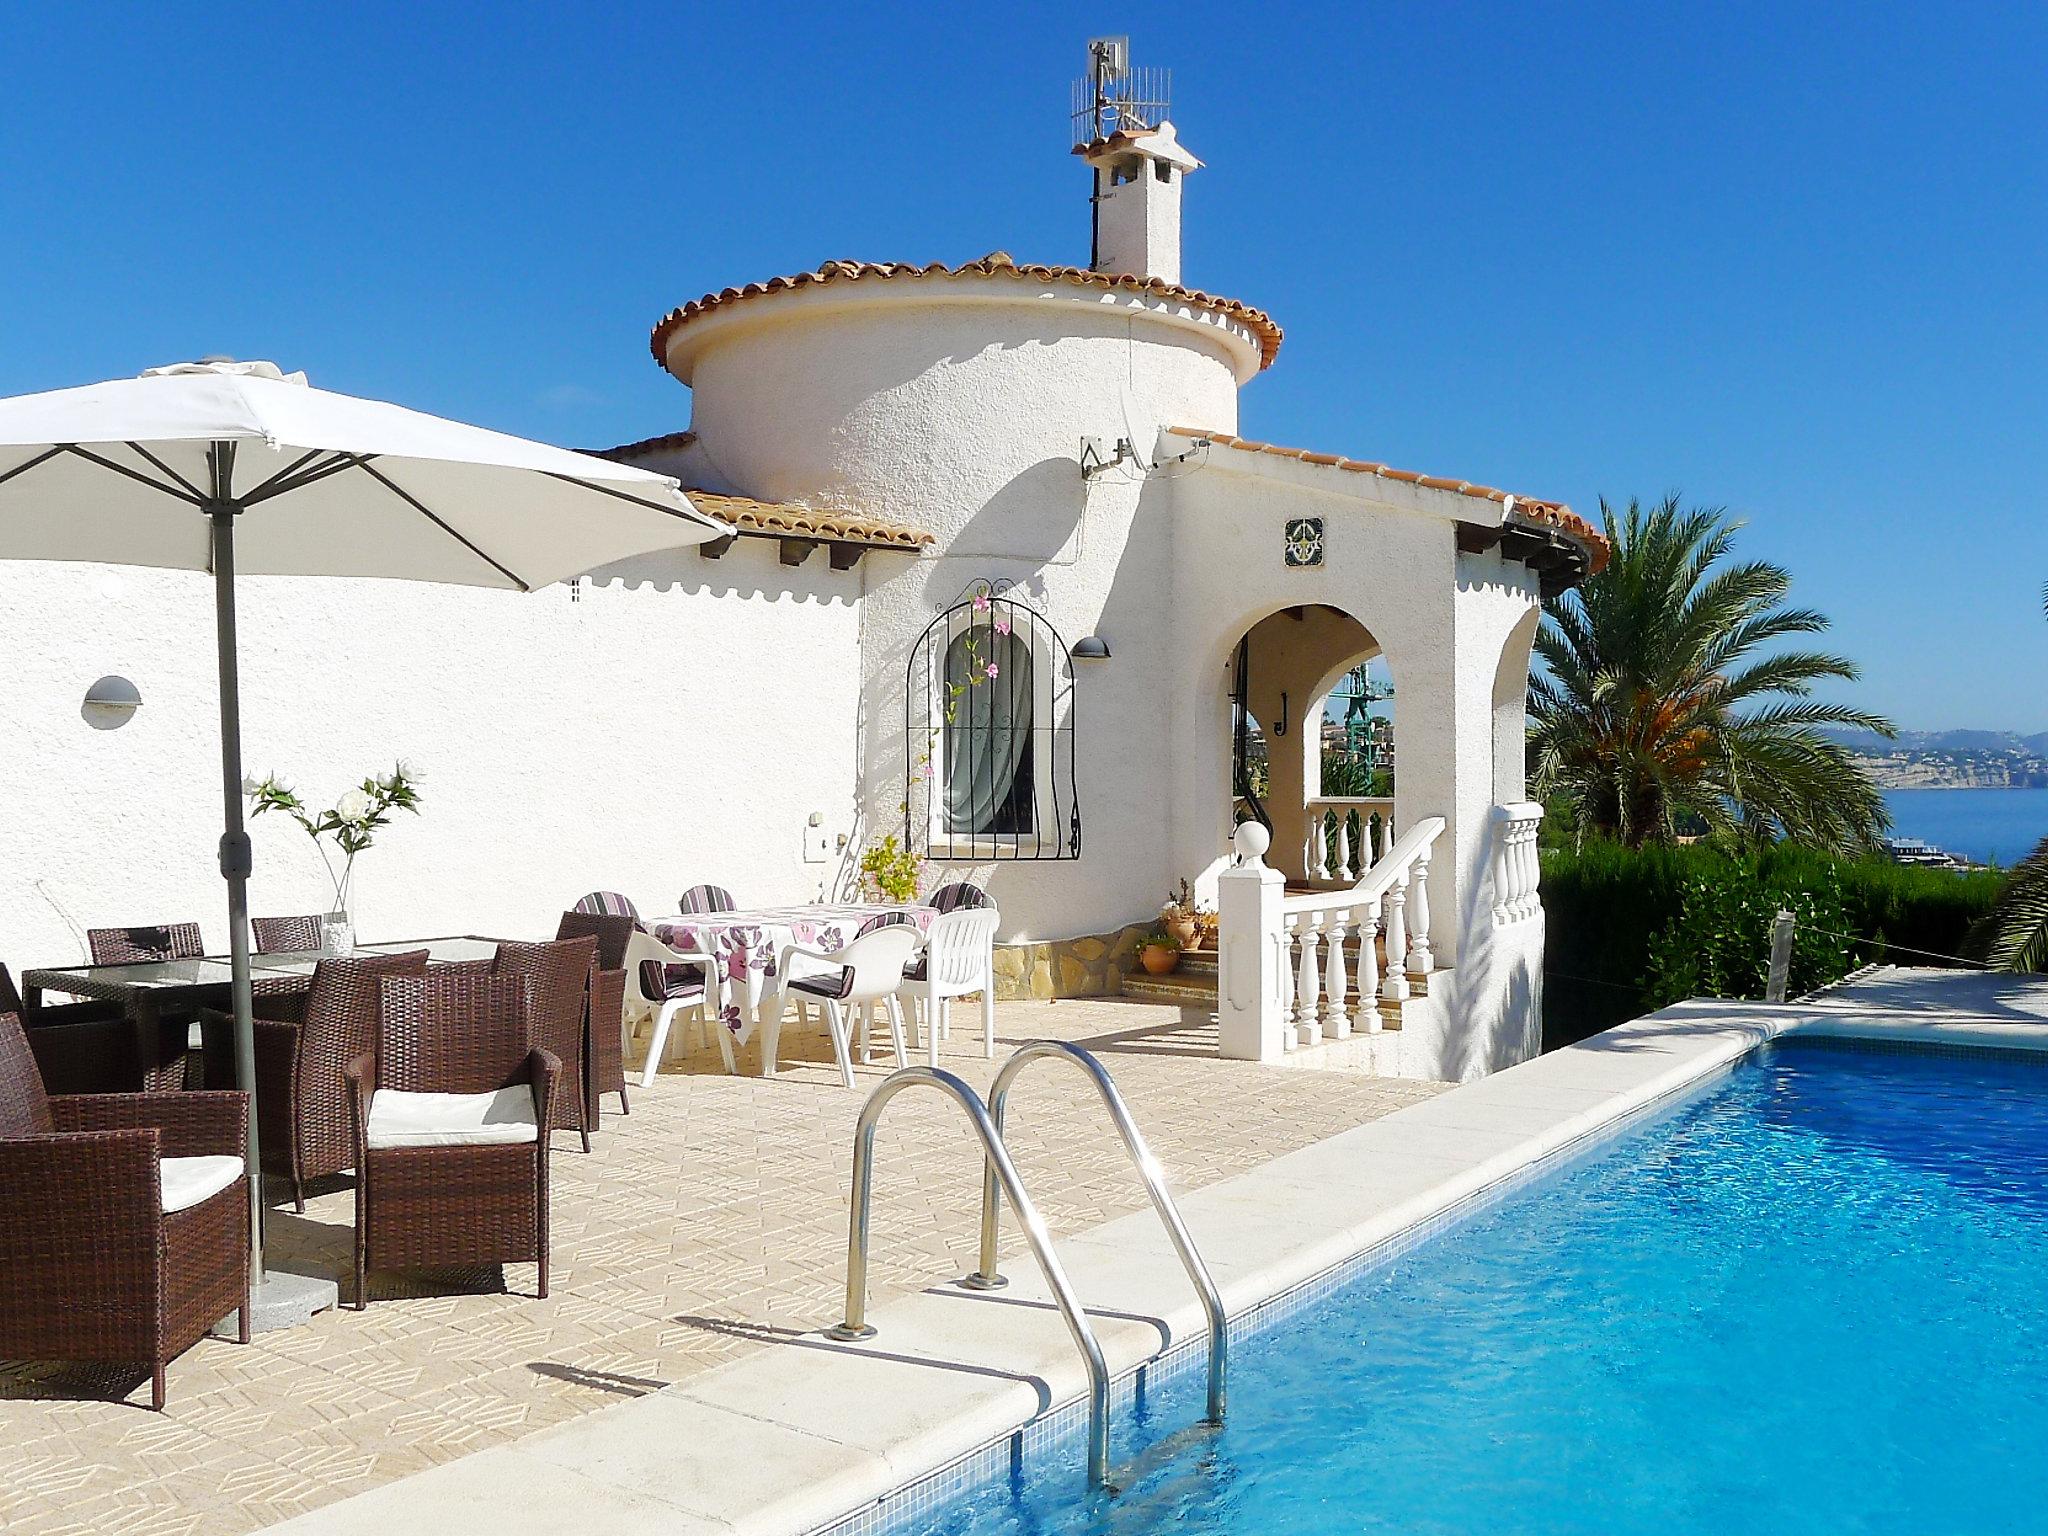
left=903, top=1042, right=2048, bottom=1535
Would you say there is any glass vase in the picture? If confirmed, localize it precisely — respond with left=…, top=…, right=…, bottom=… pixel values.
left=321, top=910, right=354, bottom=956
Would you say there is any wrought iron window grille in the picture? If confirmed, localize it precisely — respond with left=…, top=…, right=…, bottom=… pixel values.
left=904, top=580, right=1081, bottom=862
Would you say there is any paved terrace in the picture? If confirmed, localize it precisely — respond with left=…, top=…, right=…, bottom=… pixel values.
left=0, top=999, right=1439, bottom=1535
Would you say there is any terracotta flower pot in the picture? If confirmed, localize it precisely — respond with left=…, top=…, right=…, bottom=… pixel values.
left=1162, top=912, right=1200, bottom=949
left=1139, top=943, right=1180, bottom=975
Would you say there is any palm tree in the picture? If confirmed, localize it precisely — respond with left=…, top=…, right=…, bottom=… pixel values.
left=1530, top=494, right=1893, bottom=851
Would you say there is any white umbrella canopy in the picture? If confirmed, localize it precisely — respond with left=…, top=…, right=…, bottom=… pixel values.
left=0, top=359, right=729, bottom=1321
left=0, top=359, right=726, bottom=582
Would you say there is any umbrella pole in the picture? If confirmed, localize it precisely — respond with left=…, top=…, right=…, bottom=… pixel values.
left=207, top=471, right=265, bottom=1287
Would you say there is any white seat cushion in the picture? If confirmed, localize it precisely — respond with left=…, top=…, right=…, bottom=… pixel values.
left=365, top=1086, right=539, bottom=1149
left=161, top=1154, right=244, bottom=1215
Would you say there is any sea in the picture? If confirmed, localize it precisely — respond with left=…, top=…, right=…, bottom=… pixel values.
left=1881, top=787, right=2048, bottom=868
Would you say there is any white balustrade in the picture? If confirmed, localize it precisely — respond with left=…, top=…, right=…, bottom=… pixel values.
left=1490, top=803, right=1545, bottom=926
left=1302, top=797, right=1394, bottom=886
left=1218, top=815, right=1445, bottom=1060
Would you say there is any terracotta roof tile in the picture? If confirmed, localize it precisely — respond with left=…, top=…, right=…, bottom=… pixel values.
left=598, top=429, right=697, bottom=458
left=1169, top=427, right=1609, bottom=573
left=588, top=435, right=932, bottom=551
left=651, top=253, right=1283, bottom=371
left=677, top=488, right=932, bottom=551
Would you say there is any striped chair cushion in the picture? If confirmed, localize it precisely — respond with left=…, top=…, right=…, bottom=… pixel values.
left=574, top=891, right=641, bottom=921
left=929, top=882, right=992, bottom=913
left=790, top=967, right=856, bottom=1001
left=678, top=884, right=736, bottom=915
left=855, top=911, right=919, bottom=937
left=638, top=959, right=706, bottom=1003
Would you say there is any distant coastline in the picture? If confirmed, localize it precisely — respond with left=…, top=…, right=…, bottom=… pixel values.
left=1825, top=728, right=2048, bottom=791
left=1882, top=786, right=2048, bottom=867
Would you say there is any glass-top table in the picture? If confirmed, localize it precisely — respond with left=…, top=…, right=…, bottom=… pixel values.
left=21, top=935, right=509, bottom=1089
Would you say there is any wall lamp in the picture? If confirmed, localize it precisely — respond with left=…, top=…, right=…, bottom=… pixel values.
left=82, top=674, right=143, bottom=730
left=1073, top=635, right=1112, bottom=661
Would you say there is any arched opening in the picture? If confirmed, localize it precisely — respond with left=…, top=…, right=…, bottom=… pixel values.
left=1491, top=605, right=1542, bottom=807
left=1223, top=603, right=1395, bottom=887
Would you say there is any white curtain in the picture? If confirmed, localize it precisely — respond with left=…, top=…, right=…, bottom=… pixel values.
left=943, top=628, right=1033, bottom=835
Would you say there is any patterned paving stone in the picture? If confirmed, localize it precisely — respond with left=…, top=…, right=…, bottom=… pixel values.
left=0, top=999, right=1439, bottom=1532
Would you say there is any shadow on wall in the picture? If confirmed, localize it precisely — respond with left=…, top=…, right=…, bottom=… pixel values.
left=1436, top=853, right=1545, bottom=1080
left=590, top=548, right=872, bottom=606
left=948, top=456, right=1088, bottom=563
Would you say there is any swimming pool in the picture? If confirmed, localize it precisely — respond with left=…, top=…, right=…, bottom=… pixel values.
left=890, top=1039, right=2048, bottom=1535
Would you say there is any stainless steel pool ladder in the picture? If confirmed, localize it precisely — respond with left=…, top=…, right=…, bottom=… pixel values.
left=962, top=1041, right=1228, bottom=1425
left=823, top=1044, right=1227, bottom=1491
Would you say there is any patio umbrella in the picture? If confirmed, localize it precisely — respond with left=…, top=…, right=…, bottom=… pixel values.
left=0, top=358, right=728, bottom=1318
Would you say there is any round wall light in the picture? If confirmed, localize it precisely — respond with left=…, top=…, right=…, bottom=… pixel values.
left=81, top=674, right=143, bottom=730
left=1073, top=635, right=1112, bottom=661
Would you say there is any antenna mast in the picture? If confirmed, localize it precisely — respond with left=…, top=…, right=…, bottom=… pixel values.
left=1071, top=37, right=1172, bottom=269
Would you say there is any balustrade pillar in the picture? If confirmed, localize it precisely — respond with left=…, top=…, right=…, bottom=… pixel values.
left=1380, top=878, right=1411, bottom=1002
left=1355, top=896, right=1382, bottom=1033
left=1292, top=912, right=1322, bottom=1047
left=1216, top=823, right=1288, bottom=1061
left=1322, top=913, right=1350, bottom=1039
left=1406, top=854, right=1434, bottom=977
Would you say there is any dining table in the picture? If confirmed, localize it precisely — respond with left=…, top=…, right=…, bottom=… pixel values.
left=22, top=935, right=506, bottom=1090
left=642, top=903, right=937, bottom=1050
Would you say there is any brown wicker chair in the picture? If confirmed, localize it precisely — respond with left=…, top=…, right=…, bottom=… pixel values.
left=346, top=971, right=556, bottom=1308
left=5, top=962, right=149, bottom=1093
left=492, top=936, right=599, bottom=1152
left=202, top=949, right=430, bottom=1210
left=555, top=911, right=632, bottom=1122
left=87, top=923, right=205, bottom=965
left=252, top=915, right=325, bottom=954
left=0, top=1010, right=249, bottom=1409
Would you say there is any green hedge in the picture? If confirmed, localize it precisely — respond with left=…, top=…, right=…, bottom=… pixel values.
left=1540, top=841, right=2005, bottom=1049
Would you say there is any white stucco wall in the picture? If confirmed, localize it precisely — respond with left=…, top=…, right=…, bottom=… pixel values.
left=663, top=280, right=1250, bottom=942
left=0, top=539, right=864, bottom=965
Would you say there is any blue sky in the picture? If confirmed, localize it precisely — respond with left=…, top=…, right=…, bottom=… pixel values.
left=5, top=2, right=2045, bottom=730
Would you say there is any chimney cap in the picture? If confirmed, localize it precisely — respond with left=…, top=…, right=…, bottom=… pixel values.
left=1073, top=119, right=1202, bottom=173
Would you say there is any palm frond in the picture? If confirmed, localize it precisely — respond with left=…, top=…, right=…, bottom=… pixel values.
left=1986, top=836, right=2048, bottom=971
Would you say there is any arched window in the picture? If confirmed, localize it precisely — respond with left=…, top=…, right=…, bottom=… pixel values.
left=906, top=584, right=1080, bottom=860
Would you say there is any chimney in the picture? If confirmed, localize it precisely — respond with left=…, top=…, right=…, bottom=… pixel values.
left=1076, top=121, right=1201, bottom=286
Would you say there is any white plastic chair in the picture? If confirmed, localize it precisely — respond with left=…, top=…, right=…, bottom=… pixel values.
left=900, top=907, right=1000, bottom=1065
left=632, top=929, right=726, bottom=1086
left=762, top=924, right=923, bottom=1088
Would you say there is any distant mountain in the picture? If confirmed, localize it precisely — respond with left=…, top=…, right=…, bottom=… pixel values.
left=1823, top=727, right=2048, bottom=756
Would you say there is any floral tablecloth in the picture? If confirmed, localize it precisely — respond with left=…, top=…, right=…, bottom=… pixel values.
left=644, top=904, right=936, bottom=1035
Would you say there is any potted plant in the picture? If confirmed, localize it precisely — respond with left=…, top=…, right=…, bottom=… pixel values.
left=1160, top=878, right=1201, bottom=950
left=1195, top=905, right=1221, bottom=949
left=856, top=833, right=925, bottom=905
left=247, top=762, right=422, bottom=952
left=1134, top=929, right=1182, bottom=975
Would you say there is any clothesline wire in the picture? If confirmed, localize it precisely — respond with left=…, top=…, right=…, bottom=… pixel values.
left=1794, top=924, right=1996, bottom=971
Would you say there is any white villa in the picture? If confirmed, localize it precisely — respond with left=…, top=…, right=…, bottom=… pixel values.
left=0, top=100, right=1604, bottom=1082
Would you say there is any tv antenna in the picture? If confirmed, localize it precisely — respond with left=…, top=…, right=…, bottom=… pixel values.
left=1070, top=36, right=1171, bottom=146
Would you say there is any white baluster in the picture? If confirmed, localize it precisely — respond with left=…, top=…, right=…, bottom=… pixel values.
left=1322, top=911, right=1350, bottom=1038
left=1507, top=822, right=1524, bottom=920
left=1380, top=877, right=1411, bottom=1002
left=1522, top=822, right=1542, bottom=920
left=1333, top=815, right=1353, bottom=886
left=1295, top=911, right=1323, bottom=1047
left=1406, top=854, right=1433, bottom=977
left=1355, top=896, right=1382, bottom=1033
left=1281, top=913, right=1303, bottom=1049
